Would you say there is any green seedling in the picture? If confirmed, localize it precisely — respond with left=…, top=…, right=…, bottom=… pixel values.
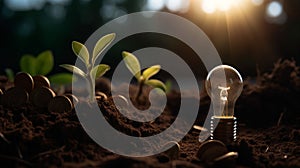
left=165, top=80, right=172, bottom=93
left=122, top=51, right=166, bottom=103
left=20, top=50, right=54, bottom=76
left=60, top=33, right=115, bottom=101
left=9, top=50, right=74, bottom=85
left=5, top=68, right=14, bottom=82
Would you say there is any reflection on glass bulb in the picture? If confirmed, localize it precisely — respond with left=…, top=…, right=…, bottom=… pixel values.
left=206, top=65, right=243, bottom=118
left=206, top=65, right=243, bottom=144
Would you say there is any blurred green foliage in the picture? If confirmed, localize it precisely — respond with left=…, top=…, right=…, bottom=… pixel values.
left=20, top=50, right=54, bottom=76
left=0, top=0, right=144, bottom=74
left=1, top=0, right=300, bottom=77
left=6, top=50, right=73, bottom=85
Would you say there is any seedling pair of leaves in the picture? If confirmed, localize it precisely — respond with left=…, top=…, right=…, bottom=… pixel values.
left=6, top=51, right=73, bottom=85
left=60, top=33, right=115, bottom=101
left=122, top=51, right=166, bottom=102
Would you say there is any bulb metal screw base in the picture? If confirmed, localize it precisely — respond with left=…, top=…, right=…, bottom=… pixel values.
left=210, top=116, right=237, bottom=145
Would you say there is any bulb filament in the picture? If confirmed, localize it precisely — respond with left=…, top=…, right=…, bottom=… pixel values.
left=218, top=86, right=230, bottom=103
left=218, top=86, right=230, bottom=117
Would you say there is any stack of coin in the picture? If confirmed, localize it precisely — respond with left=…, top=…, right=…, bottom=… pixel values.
left=29, top=74, right=77, bottom=113
left=1, top=72, right=33, bottom=108
left=29, top=73, right=55, bottom=109
left=0, top=72, right=78, bottom=112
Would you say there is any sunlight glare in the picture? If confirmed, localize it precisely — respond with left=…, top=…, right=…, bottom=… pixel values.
left=217, top=0, right=232, bottom=11
left=266, top=1, right=282, bottom=18
left=201, top=0, right=244, bottom=14
left=146, top=0, right=165, bottom=11
left=202, top=0, right=216, bottom=14
left=165, top=0, right=190, bottom=13
left=251, top=0, right=264, bottom=6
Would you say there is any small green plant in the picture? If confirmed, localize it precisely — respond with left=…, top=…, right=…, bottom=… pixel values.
left=60, top=33, right=115, bottom=101
left=20, top=50, right=54, bottom=76
left=122, top=51, right=166, bottom=102
left=164, top=80, right=172, bottom=93
left=4, top=68, right=14, bottom=82
left=5, top=50, right=73, bottom=85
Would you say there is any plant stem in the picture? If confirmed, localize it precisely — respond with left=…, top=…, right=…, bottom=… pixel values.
left=87, top=74, right=95, bottom=102
left=135, top=80, right=144, bottom=103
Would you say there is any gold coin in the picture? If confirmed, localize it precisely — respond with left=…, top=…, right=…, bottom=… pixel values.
left=14, top=72, right=34, bottom=93
left=30, top=86, right=56, bottom=108
left=196, top=140, right=228, bottom=163
left=1, top=87, right=28, bottom=108
left=64, top=94, right=79, bottom=108
left=48, top=96, right=73, bottom=113
left=33, top=75, right=50, bottom=88
left=95, top=91, right=107, bottom=101
left=162, top=141, right=180, bottom=160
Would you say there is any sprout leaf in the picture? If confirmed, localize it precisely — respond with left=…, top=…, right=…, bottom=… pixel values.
left=36, top=50, right=54, bottom=75
left=145, top=79, right=166, bottom=92
left=72, top=41, right=89, bottom=66
left=20, top=55, right=37, bottom=75
left=90, top=64, right=110, bottom=79
left=165, top=80, right=172, bottom=93
left=92, top=33, right=115, bottom=66
left=143, top=65, right=160, bottom=80
left=5, top=68, right=14, bottom=82
left=122, top=51, right=141, bottom=80
left=60, top=64, right=86, bottom=77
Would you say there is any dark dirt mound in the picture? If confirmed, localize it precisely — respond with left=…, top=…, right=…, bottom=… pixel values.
left=0, top=59, right=300, bottom=168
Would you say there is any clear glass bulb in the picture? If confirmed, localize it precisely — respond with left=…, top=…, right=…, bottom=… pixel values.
left=205, top=65, right=243, bottom=118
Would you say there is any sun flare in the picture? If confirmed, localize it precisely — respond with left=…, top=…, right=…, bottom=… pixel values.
left=201, top=0, right=244, bottom=14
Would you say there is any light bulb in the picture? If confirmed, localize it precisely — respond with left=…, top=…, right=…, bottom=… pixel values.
left=205, top=65, right=243, bottom=144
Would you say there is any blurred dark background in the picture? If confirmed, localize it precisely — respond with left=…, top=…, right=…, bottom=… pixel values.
left=1, top=0, right=300, bottom=77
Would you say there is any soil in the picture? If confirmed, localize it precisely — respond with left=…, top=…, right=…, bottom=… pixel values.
left=0, top=59, right=300, bottom=168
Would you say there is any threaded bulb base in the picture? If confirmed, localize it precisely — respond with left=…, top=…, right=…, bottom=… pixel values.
left=210, top=116, right=237, bottom=145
